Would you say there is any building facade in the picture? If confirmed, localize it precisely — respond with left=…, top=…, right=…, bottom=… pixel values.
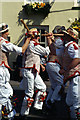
left=0, top=0, right=79, bottom=67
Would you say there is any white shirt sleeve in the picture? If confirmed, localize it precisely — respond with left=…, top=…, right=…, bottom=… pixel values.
left=30, top=42, right=50, bottom=56
left=67, top=43, right=79, bottom=58
left=1, top=41, right=22, bottom=54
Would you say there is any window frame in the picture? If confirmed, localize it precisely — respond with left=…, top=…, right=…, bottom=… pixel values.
left=74, top=0, right=80, bottom=7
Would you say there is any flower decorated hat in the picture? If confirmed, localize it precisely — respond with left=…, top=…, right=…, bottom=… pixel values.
left=66, top=27, right=79, bottom=40
left=56, top=25, right=79, bottom=40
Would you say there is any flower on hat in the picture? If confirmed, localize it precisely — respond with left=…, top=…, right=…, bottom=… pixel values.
left=70, top=18, right=80, bottom=32
left=66, top=27, right=78, bottom=40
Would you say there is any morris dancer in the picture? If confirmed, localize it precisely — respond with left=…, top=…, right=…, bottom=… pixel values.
left=43, top=26, right=65, bottom=115
left=19, top=28, right=50, bottom=119
left=59, top=27, right=80, bottom=120
left=0, top=22, right=30, bottom=120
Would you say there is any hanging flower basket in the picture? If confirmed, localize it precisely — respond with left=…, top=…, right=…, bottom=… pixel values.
left=22, top=2, right=51, bottom=16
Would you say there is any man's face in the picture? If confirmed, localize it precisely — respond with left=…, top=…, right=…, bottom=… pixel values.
left=34, top=36, right=40, bottom=43
left=54, top=37, right=63, bottom=48
left=2, top=31, right=9, bottom=39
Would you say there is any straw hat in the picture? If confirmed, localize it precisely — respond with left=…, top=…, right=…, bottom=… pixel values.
left=0, top=23, right=9, bottom=33
left=65, top=27, right=79, bottom=40
left=29, top=28, right=40, bottom=36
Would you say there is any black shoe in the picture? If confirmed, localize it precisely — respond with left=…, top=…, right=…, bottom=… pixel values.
left=2, top=118, right=14, bottom=120
left=42, top=104, right=52, bottom=116
left=19, top=114, right=28, bottom=120
left=47, top=99, right=53, bottom=106
left=32, top=108, right=42, bottom=115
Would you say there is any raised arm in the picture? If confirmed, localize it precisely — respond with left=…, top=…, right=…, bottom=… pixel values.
left=22, top=37, right=31, bottom=54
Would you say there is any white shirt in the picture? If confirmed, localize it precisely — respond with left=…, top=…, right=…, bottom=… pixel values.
left=65, top=41, right=79, bottom=59
left=1, top=37, right=22, bottom=54
left=29, top=41, right=50, bottom=56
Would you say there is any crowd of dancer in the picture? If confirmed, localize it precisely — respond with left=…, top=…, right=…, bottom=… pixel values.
left=0, top=22, right=80, bottom=120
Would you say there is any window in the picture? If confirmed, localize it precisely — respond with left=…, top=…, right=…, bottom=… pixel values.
left=77, top=0, right=80, bottom=3
left=27, top=25, right=49, bottom=47
left=72, top=0, right=80, bottom=10
left=24, top=0, right=55, bottom=4
left=8, top=35, right=10, bottom=42
left=74, top=0, right=80, bottom=7
left=24, top=0, right=43, bottom=4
